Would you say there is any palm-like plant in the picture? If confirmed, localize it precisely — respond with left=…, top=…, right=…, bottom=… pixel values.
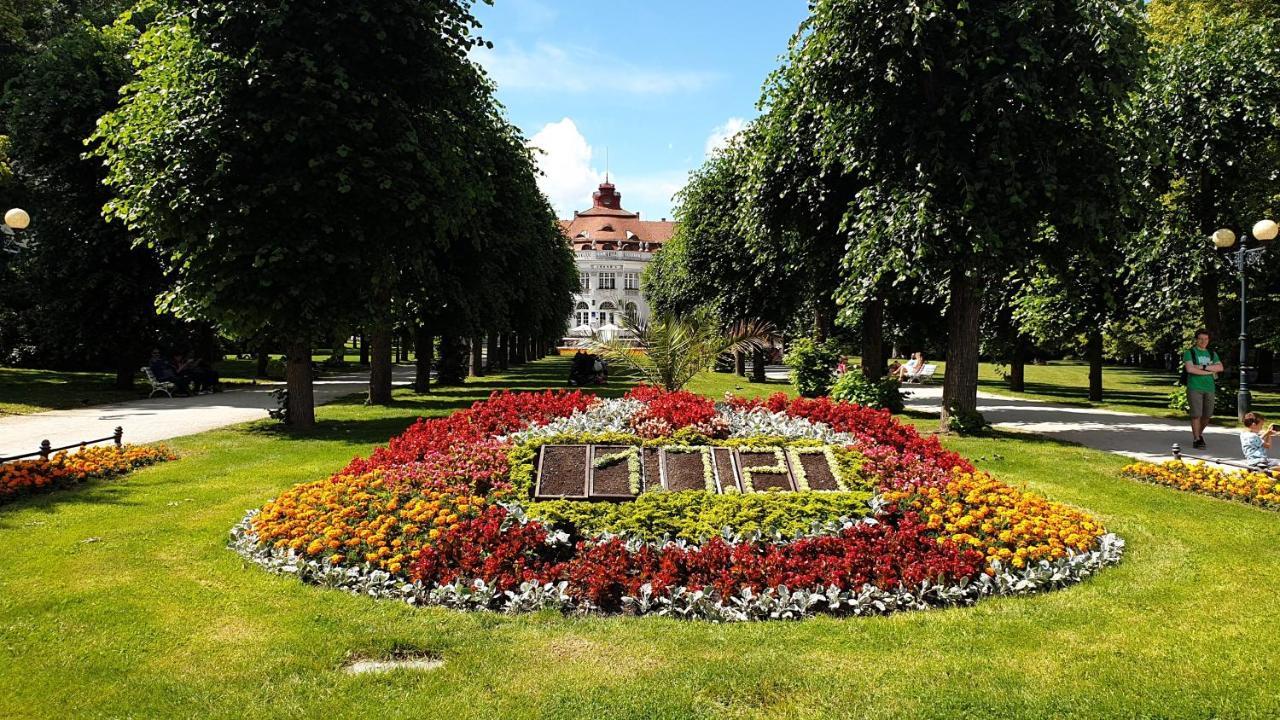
left=590, top=309, right=774, bottom=391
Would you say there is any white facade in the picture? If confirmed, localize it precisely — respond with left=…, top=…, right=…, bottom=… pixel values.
left=571, top=250, right=652, bottom=330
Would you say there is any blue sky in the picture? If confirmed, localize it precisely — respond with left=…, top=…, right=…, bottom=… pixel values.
left=471, top=0, right=810, bottom=221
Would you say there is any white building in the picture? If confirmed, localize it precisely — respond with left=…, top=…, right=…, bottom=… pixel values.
left=559, top=180, right=676, bottom=336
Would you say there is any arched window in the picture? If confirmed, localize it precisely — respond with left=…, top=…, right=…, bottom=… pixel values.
left=598, top=302, right=617, bottom=326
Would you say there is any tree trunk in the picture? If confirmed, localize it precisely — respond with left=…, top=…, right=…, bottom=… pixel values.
left=525, top=336, right=535, bottom=363
left=359, top=332, right=369, bottom=366
left=329, top=333, right=345, bottom=365
left=114, top=361, right=135, bottom=390
left=1201, top=271, right=1221, bottom=345
left=735, top=351, right=746, bottom=377
left=368, top=320, right=393, bottom=405
left=414, top=324, right=432, bottom=394
left=286, top=340, right=315, bottom=429
left=940, top=269, right=983, bottom=432
left=1009, top=335, right=1026, bottom=393
left=813, top=295, right=835, bottom=342
left=470, top=336, right=485, bottom=377
left=1087, top=330, right=1104, bottom=402
left=255, top=348, right=270, bottom=379
left=399, top=331, right=411, bottom=363
left=496, top=333, right=509, bottom=370
left=486, top=333, right=500, bottom=371
left=196, top=323, right=217, bottom=365
left=1258, top=348, right=1274, bottom=385
left=860, top=294, right=885, bottom=379
left=751, top=347, right=766, bottom=383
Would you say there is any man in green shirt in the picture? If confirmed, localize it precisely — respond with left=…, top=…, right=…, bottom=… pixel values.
left=1184, top=329, right=1224, bottom=450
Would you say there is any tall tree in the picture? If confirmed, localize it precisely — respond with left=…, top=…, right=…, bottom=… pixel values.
left=794, top=0, right=1144, bottom=430
left=1126, top=11, right=1280, bottom=347
left=1, top=20, right=171, bottom=386
left=93, top=0, right=490, bottom=428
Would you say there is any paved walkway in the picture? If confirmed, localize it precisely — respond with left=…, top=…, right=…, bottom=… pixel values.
left=0, top=366, right=416, bottom=458
left=905, top=385, right=1243, bottom=467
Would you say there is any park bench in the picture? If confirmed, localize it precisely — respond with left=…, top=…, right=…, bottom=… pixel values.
left=904, top=363, right=937, bottom=384
left=140, top=366, right=175, bottom=398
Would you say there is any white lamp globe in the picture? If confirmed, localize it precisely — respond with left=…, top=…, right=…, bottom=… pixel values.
left=3, top=208, right=30, bottom=230
left=1253, top=219, right=1279, bottom=243
left=1212, top=228, right=1237, bottom=248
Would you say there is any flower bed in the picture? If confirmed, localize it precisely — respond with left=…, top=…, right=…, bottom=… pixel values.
left=1, top=444, right=174, bottom=504
left=232, top=386, right=1121, bottom=620
left=1121, top=460, right=1280, bottom=509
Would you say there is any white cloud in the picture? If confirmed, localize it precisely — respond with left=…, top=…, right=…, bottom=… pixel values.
left=475, top=41, right=717, bottom=95
left=528, top=119, right=688, bottom=220
left=528, top=118, right=603, bottom=218
left=705, top=117, right=746, bottom=157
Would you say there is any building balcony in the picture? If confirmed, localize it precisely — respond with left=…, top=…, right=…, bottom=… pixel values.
left=575, top=249, right=654, bottom=261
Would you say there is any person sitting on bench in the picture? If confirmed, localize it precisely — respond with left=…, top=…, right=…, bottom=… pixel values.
left=1240, top=412, right=1278, bottom=468
left=149, top=349, right=190, bottom=396
left=892, top=352, right=924, bottom=380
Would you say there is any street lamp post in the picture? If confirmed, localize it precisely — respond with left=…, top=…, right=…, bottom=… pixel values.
left=1212, top=219, right=1279, bottom=420
left=2, top=207, right=31, bottom=253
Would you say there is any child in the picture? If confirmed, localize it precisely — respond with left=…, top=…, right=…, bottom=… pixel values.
left=1239, top=412, right=1276, bottom=468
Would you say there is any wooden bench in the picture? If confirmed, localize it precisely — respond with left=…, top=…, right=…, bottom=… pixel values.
left=904, top=363, right=937, bottom=384
left=140, top=366, right=176, bottom=398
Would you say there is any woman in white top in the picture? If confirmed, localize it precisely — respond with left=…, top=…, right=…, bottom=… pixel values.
left=893, top=352, right=924, bottom=380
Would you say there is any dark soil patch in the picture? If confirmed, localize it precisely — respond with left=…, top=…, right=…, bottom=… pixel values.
left=796, top=451, right=839, bottom=491
left=664, top=449, right=708, bottom=492
left=642, top=447, right=662, bottom=492
left=713, top=448, right=739, bottom=493
left=590, top=446, right=635, bottom=498
left=536, top=445, right=588, bottom=499
left=738, top=451, right=794, bottom=492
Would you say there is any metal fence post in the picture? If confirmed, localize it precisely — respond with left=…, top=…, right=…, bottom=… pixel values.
left=113, top=426, right=123, bottom=448
left=39, top=440, right=52, bottom=460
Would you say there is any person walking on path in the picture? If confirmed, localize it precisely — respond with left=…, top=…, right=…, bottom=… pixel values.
left=1184, top=329, right=1224, bottom=450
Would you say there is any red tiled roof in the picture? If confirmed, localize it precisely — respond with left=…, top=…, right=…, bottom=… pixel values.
left=560, top=181, right=678, bottom=248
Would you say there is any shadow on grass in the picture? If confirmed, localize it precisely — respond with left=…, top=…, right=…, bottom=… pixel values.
left=0, top=480, right=142, bottom=529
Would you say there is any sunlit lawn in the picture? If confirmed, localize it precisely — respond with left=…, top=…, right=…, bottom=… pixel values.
left=1, top=356, right=1277, bottom=718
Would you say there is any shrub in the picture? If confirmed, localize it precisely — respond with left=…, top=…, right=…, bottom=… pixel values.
left=525, top=490, right=872, bottom=542
left=784, top=338, right=841, bottom=398
left=1167, top=383, right=1238, bottom=417
left=944, top=405, right=988, bottom=436
left=829, top=370, right=906, bottom=412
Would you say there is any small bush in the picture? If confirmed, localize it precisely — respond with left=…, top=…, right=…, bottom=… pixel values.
left=784, top=338, right=841, bottom=398
left=1167, top=383, right=1238, bottom=417
left=829, top=371, right=906, bottom=413
left=525, top=490, right=872, bottom=543
left=944, top=405, right=988, bottom=436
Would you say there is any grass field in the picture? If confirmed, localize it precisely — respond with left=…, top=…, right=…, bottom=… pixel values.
left=1, top=357, right=1276, bottom=718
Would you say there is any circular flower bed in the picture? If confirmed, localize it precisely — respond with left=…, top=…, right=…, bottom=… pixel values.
left=231, top=387, right=1122, bottom=621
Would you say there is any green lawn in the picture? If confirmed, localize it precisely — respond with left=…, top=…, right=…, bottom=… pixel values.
left=2, top=357, right=1278, bottom=718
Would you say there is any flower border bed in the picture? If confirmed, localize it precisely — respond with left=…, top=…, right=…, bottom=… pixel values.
left=1, top=444, right=174, bottom=505
left=232, top=387, right=1122, bottom=621
left=1121, top=460, right=1280, bottom=510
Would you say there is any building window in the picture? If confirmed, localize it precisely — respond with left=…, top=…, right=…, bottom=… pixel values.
left=625, top=302, right=639, bottom=323
left=598, top=302, right=617, bottom=325
left=580, top=273, right=590, bottom=291
left=624, top=273, right=638, bottom=290
left=598, top=272, right=616, bottom=290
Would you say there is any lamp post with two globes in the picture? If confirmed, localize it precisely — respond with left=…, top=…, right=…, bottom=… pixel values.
left=1211, top=218, right=1279, bottom=419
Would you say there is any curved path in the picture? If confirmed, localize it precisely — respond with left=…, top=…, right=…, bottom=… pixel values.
left=0, top=366, right=416, bottom=458
left=906, top=385, right=1244, bottom=467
